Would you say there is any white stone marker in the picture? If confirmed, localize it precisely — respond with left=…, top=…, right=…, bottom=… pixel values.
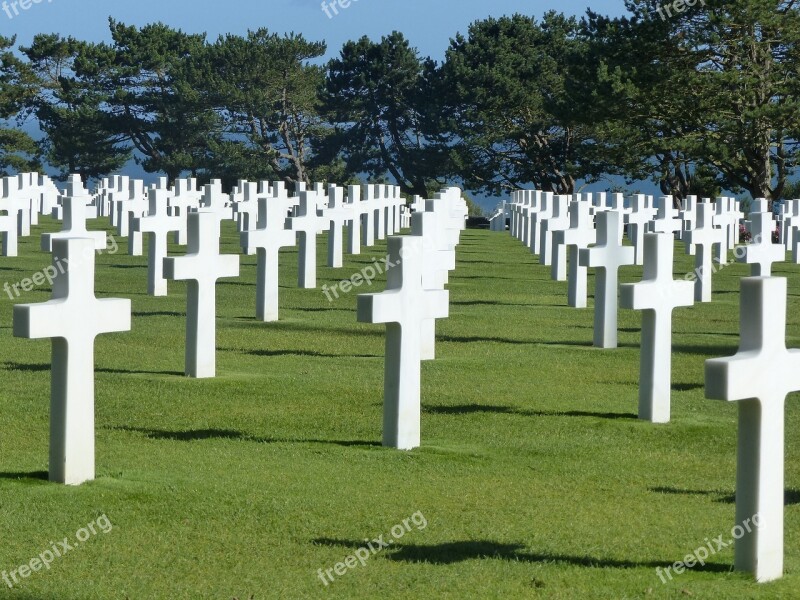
left=42, top=176, right=107, bottom=253
left=325, top=185, right=353, bottom=268
left=557, top=200, right=596, bottom=307
left=679, top=195, right=698, bottom=245
left=357, top=235, right=449, bottom=449
left=737, top=211, right=784, bottom=276
left=539, top=194, right=570, bottom=266
left=625, top=194, right=651, bottom=265
left=3, top=176, right=32, bottom=237
left=411, top=210, right=455, bottom=360
left=164, top=211, right=239, bottom=378
left=13, top=238, right=131, bottom=485
left=705, top=276, right=799, bottom=583
left=0, top=208, right=17, bottom=256
left=241, top=197, right=296, bottom=321
left=651, top=196, right=681, bottom=235
left=685, top=202, right=725, bottom=302
left=133, top=188, right=183, bottom=296
left=579, top=210, right=634, bottom=348
left=290, top=191, right=326, bottom=288
left=529, top=192, right=552, bottom=255
left=361, top=186, right=376, bottom=247
left=620, top=233, right=694, bottom=422
left=346, top=185, right=365, bottom=255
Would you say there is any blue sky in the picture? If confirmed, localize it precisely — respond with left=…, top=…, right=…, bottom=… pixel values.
left=1, top=0, right=641, bottom=209
left=1, top=0, right=627, bottom=60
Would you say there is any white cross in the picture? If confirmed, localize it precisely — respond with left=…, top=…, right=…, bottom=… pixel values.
left=556, top=199, right=596, bottom=308
left=133, top=188, right=183, bottom=296
left=685, top=202, right=726, bottom=302
left=737, top=211, right=785, bottom=276
left=361, top=185, right=377, bottom=247
left=199, top=179, right=234, bottom=223
left=324, top=185, right=354, bottom=268
left=411, top=210, right=455, bottom=360
left=528, top=192, right=552, bottom=255
left=679, top=195, right=697, bottom=244
left=539, top=194, right=570, bottom=266
left=579, top=210, right=634, bottom=348
left=625, top=194, right=652, bottom=265
left=241, top=196, right=296, bottom=321
left=2, top=176, right=32, bottom=237
left=289, top=190, right=326, bottom=288
left=42, top=176, right=107, bottom=253
left=357, top=235, right=449, bottom=449
left=164, top=211, right=240, bottom=378
left=705, top=276, right=799, bottom=583
left=620, top=233, right=694, bottom=422
left=346, top=185, right=366, bottom=255
left=650, top=196, right=681, bottom=235
left=13, top=237, right=131, bottom=485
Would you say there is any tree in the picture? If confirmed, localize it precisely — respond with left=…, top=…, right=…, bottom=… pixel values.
left=324, top=32, right=448, bottom=197
left=23, top=34, right=129, bottom=180
left=583, top=0, right=800, bottom=202
left=200, top=29, right=327, bottom=186
left=0, top=35, right=41, bottom=174
left=440, top=13, right=596, bottom=196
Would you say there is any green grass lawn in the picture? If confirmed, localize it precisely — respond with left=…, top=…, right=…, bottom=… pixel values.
left=0, top=216, right=798, bottom=599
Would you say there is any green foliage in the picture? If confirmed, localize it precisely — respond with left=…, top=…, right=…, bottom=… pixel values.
left=323, top=32, right=448, bottom=197
left=440, top=13, right=594, bottom=196
left=0, top=35, right=41, bottom=174
left=582, top=0, right=800, bottom=200
left=200, top=29, right=328, bottom=186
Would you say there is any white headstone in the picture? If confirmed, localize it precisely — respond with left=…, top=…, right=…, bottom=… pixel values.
left=13, top=237, right=131, bottom=485
left=620, top=233, right=694, bottom=422
left=579, top=211, right=634, bottom=348
left=685, top=202, right=725, bottom=302
left=357, top=235, right=449, bottom=449
left=705, top=276, right=798, bottom=583
left=241, top=197, right=296, bottom=321
left=736, top=211, right=784, bottom=276
left=324, top=185, right=353, bottom=268
left=539, top=195, right=570, bottom=266
left=556, top=200, right=596, bottom=307
left=133, top=188, right=183, bottom=296
left=625, top=194, right=651, bottom=265
left=289, top=191, right=326, bottom=288
left=164, top=211, right=240, bottom=378
left=42, top=175, right=107, bottom=253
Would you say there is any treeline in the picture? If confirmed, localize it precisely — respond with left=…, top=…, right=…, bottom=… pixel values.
left=1, top=0, right=799, bottom=202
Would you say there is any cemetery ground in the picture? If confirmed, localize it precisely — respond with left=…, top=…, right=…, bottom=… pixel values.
left=0, top=216, right=798, bottom=600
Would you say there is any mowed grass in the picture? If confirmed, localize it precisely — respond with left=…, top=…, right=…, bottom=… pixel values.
left=0, top=214, right=798, bottom=599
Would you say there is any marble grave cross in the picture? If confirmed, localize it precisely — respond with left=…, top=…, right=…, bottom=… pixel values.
left=164, top=211, right=240, bottom=378
left=357, top=235, right=449, bottom=450
left=13, top=238, right=131, bottom=485
left=705, top=276, right=800, bottom=583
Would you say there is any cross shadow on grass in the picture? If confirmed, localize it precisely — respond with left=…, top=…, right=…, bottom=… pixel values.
left=650, top=486, right=800, bottom=506
left=218, top=347, right=379, bottom=359
left=424, top=404, right=637, bottom=420
left=311, top=539, right=732, bottom=572
left=0, top=471, right=48, bottom=481
left=109, top=426, right=379, bottom=447
left=2, top=361, right=49, bottom=372
left=97, top=367, right=185, bottom=377
left=131, top=311, right=183, bottom=318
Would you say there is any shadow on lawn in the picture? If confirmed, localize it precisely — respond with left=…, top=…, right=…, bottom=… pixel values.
left=2, top=361, right=50, bottom=372
left=131, top=310, right=183, bottom=318
left=311, top=539, right=732, bottom=572
left=110, top=426, right=379, bottom=447
left=425, top=404, right=637, bottom=420
left=650, top=486, right=800, bottom=506
left=222, top=348, right=379, bottom=359
left=0, top=471, right=48, bottom=481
